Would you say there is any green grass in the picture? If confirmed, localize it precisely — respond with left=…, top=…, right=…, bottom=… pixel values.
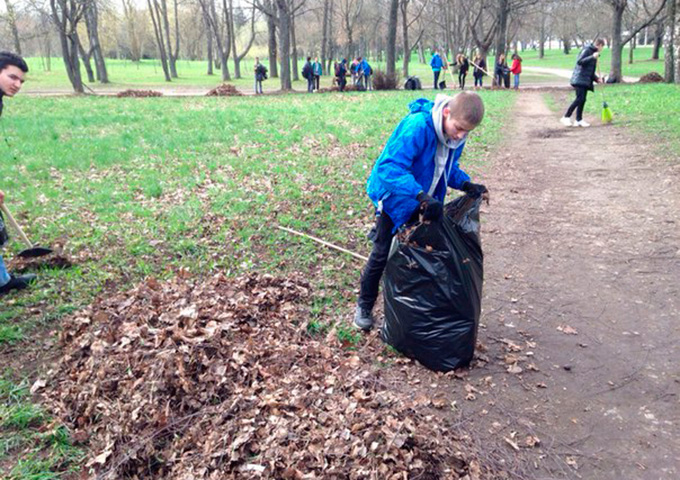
left=0, top=378, right=83, bottom=479
left=545, top=83, right=680, bottom=157
left=0, top=89, right=516, bottom=475
left=521, top=46, right=665, bottom=78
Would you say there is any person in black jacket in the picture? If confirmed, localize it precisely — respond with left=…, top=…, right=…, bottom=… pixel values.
left=456, top=53, right=469, bottom=90
left=302, top=57, right=314, bottom=93
left=0, top=51, right=36, bottom=296
left=561, top=39, right=605, bottom=127
left=494, top=54, right=510, bottom=88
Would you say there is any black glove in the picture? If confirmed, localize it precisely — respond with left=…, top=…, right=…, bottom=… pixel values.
left=416, top=191, right=443, bottom=221
left=461, top=181, right=488, bottom=199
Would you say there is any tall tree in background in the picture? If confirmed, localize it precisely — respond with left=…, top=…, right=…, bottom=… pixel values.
left=122, top=0, right=143, bottom=62
left=339, top=0, right=363, bottom=59
left=3, top=0, right=22, bottom=55
left=276, top=0, right=292, bottom=89
left=401, top=0, right=427, bottom=77
left=198, top=0, right=233, bottom=81
left=664, top=0, right=678, bottom=81
left=84, top=0, right=108, bottom=82
left=148, top=0, right=172, bottom=81
left=229, top=2, right=256, bottom=78
left=320, top=0, right=330, bottom=70
left=468, top=0, right=498, bottom=58
left=385, top=0, right=399, bottom=76
left=605, top=0, right=667, bottom=82
left=49, top=0, right=86, bottom=93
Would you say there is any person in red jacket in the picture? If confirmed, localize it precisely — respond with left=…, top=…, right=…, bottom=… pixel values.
left=510, top=53, right=522, bottom=90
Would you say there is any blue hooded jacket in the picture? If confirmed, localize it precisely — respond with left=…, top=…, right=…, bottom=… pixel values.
left=366, top=98, right=470, bottom=232
left=430, top=53, right=443, bottom=71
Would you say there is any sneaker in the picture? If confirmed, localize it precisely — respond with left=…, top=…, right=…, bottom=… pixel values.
left=559, top=117, right=572, bottom=127
left=574, top=120, right=590, bottom=127
left=0, top=273, right=37, bottom=295
left=353, top=306, right=374, bottom=331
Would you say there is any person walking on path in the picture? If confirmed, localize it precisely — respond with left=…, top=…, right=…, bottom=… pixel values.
left=0, top=51, right=36, bottom=296
left=254, top=57, right=266, bottom=94
left=430, top=50, right=445, bottom=90
left=509, top=53, right=522, bottom=90
left=560, top=38, right=605, bottom=128
left=472, top=54, right=486, bottom=90
left=456, top=53, right=470, bottom=90
left=353, top=92, right=489, bottom=330
left=312, top=57, right=323, bottom=91
left=302, top=57, right=314, bottom=93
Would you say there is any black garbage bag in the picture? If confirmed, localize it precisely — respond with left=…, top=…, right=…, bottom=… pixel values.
left=381, top=195, right=483, bottom=372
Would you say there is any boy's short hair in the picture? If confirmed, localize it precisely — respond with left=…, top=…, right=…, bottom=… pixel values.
left=447, top=92, right=485, bottom=127
left=594, top=38, right=606, bottom=47
left=0, top=51, right=28, bottom=74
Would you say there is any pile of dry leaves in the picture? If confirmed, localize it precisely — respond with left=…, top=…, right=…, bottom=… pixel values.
left=116, top=89, right=164, bottom=98
left=206, top=84, right=244, bottom=96
left=40, top=272, right=475, bottom=479
left=638, top=72, right=664, bottom=83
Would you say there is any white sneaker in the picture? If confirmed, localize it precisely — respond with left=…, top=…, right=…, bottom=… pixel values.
left=560, top=117, right=572, bottom=127
left=574, top=120, right=590, bottom=127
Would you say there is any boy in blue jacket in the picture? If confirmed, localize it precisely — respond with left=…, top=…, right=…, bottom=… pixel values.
left=354, top=92, right=488, bottom=330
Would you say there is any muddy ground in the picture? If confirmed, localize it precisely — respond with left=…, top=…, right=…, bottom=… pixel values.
left=374, top=91, right=680, bottom=479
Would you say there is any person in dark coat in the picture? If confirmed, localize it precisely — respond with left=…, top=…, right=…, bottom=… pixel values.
left=560, top=39, right=605, bottom=127
left=254, top=57, right=267, bottom=94
left=472, top=54, right=486, bottom=90
left=456, top=53, right=469, bottom=90
left=302, top=57, right=314, bottom=93
left=0, top=51, right=37, bottom=296
left=335, top=58, right=348, bottom=91
left=494, top=54, right=510, bottom=88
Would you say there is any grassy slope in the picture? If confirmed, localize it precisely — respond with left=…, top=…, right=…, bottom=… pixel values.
left=0, top=90, right=515, bottom=476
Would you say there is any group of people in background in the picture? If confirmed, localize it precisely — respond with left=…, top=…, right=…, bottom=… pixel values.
left=430, top=49, right=522, bottom=91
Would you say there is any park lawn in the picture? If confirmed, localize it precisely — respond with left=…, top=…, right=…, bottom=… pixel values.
left=0, top=89, right=515, bottom=477
left=545, top=83, right=680, bottom=157
left=521, top=46, right=665, bottom=78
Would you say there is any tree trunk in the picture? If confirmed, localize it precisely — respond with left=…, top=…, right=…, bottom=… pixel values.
left=401, top=0, right=409, bottom=77
left=267, top=0, right=278, bottom=77
left=610, top=2, right=625, bottom=82
left=321, top=0, right=329, bottom=69
left=652, top=20, right=664, bottom=59
left=629, top=35, right=635, bottom=64
left=290, top=11, right=299, bottom=81
left=77, top=39, right=95, bottom=83
left=494, top=0, right=509, bottom=64
left=562, top=37, right=571, bottom=54
left=84, top=1, right=109, bottom=83
left=276, top=0, right=291, bottom=89
left=665, top=0, right=677, bottom=82
left=418, top=42, right=425, bottom=63
left=205, top=9, right=214, bottom=75
left=539, top=4, right=546, bottom=59
left=157, top=0, right=177, bottom=78
left=147, top=0, right=172, bottom=81
left=50, top=0, right=85, bottom=93
left=385, top=0, right=399, bottom=76
left=4, top=0, right=22, bottom=55
left=228, top=0, right=239, bottom=78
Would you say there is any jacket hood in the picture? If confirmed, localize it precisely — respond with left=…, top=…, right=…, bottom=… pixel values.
left=408, top=98, right=434, bottom=114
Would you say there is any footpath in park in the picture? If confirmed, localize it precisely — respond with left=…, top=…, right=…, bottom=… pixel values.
left=376, top=91, right=679, bottom=479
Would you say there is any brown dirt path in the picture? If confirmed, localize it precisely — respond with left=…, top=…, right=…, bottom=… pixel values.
left=376, top=91, right=680, bottom=479
left=473, top=91, right=680, bottom=479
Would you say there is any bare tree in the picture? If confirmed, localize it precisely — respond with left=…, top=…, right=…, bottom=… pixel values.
left=467, top=0, right=498, bottom=58
left=385, top=0, right=399, bottom=76
left=199, top=0, right=233, bottom=81
left=338, top=0, right=363, bottom=59
left=401, top=0, right=427, bottom=77
left=148, top=0, right=172, bottom=81
left=664, top=0, right=678, bottom=81
left=229, top=2, right=256, bottom=78
left=121, top=0, right=142, bottom=62
left=50, top=0, right=86, bottom=93
left=3, top=0, right=22, bottom=55
left=83, top=0, right=108, bottom=82
left=605, top=0, right=668, bottom=82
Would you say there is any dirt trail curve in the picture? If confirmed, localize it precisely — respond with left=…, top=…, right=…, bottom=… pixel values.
left=459, top=91, right=680, bottom=479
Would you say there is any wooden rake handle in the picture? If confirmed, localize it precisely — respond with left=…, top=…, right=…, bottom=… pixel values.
left=0, top=203, right=34, bottom=249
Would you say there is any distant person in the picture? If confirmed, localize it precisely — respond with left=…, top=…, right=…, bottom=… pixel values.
left=335, top=58, right=348, bottom=92
left=456, top=53, right=469, bottom=90
left=353, top=92, right=488, bottom=330
left=509, top=53, right=522, bottom=89
left=302, top=56, right=314, bottom=93
left=472, top=54, right=486, bottom=90
left=359, top=57, right=372, bottom=91
left=430, top=50, right=445, bottom=90
left=254, top=57, right=267, bottom=94
left=0, top=51, right=36, bottom=296
left=312, top=57, right=323, bottom=91
left=494, top=54, right=510, bottom=88
left=560, top=38, right=606, bottom=127
left=350, top=58, right=360, bottom=86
